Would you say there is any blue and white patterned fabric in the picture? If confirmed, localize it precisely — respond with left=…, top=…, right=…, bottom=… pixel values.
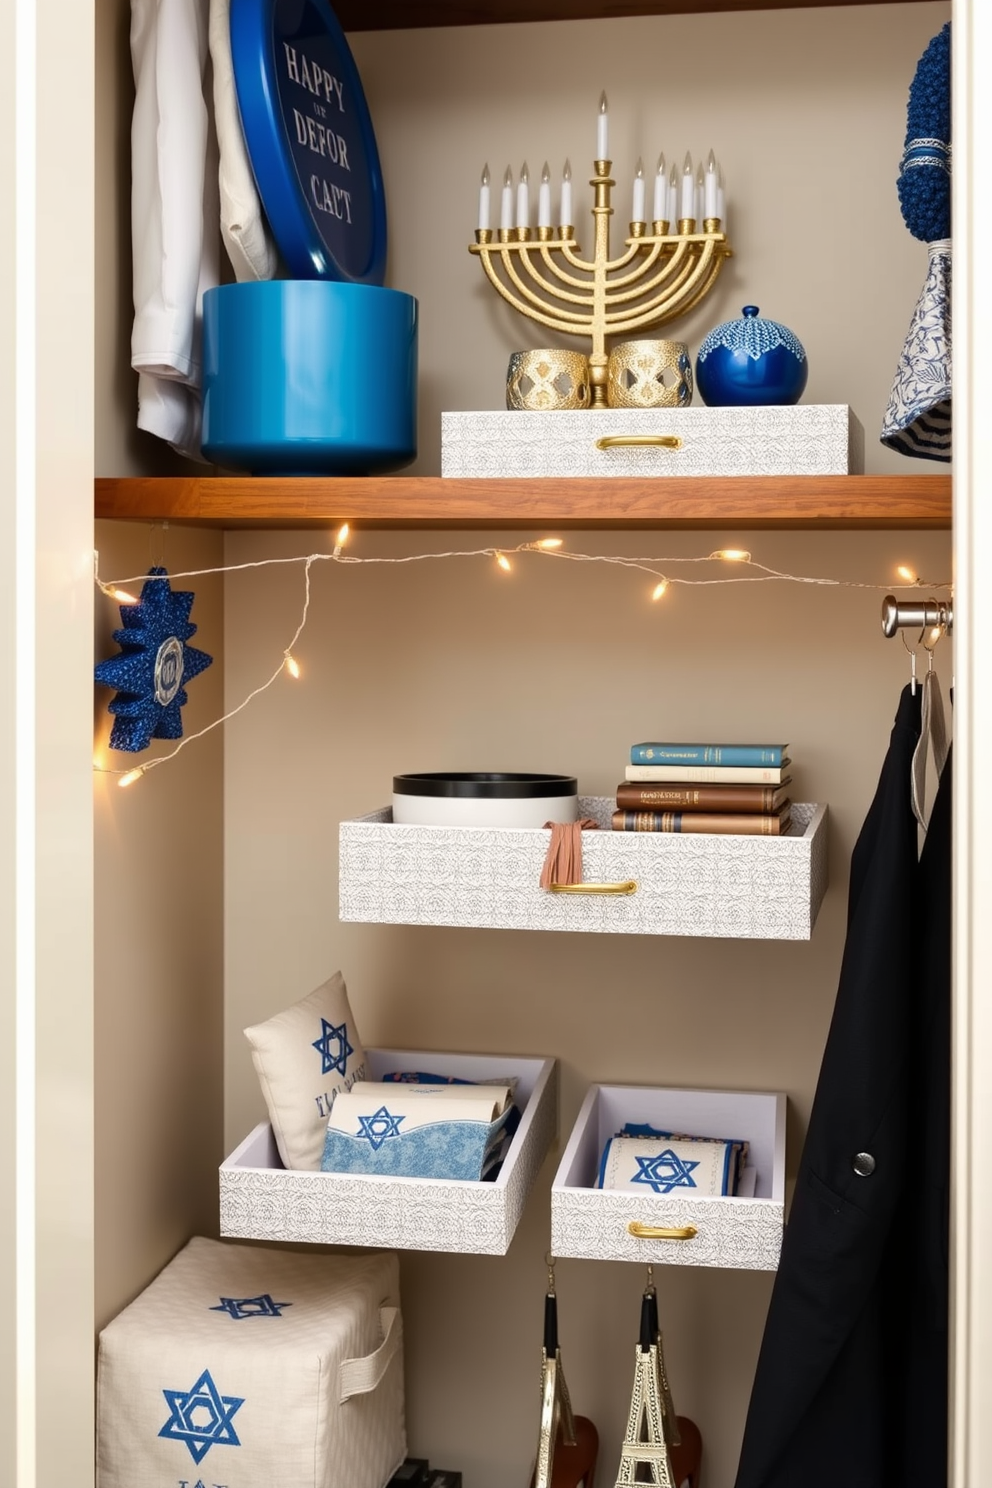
left=321, top=1084, right=517, bottom=1181
left=881, top=241, right=951, bottom=461
left=882, top=23, right=952, bottom=461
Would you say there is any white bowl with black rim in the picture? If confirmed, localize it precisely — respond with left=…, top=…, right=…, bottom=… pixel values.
left=392, top=772, right=578, bottom=829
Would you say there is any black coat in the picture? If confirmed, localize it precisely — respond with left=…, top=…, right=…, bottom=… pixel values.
left=734, top=685, right=950, bottom=1488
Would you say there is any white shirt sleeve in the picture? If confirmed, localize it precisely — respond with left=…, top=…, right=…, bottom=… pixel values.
left=209, top=0, right=280, bottom=282
left=130, top=0, right=219, bottom=458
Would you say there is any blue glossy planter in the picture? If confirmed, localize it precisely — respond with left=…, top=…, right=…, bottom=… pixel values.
left=202, top=280, right=417, bottom=475
left=695, top=305, right=808, bottom=408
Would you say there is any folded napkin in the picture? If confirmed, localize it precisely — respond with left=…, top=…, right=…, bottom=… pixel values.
left=321, top=1086, right=516, bottom=1182
left=598, top=1129, right=749, bottom=1198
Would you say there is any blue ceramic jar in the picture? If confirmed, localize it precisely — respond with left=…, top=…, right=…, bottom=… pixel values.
left=695, top=306, right=808, bottom=407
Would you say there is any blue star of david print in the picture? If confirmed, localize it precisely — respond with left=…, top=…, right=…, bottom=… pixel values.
left=210, top=1293, right=292, bottom=1320
left=356, top=1105, right=405, bottom=1151
left=312, top=1017, right=354, bottom=1077
left=631, top=1148, right=700, bottom=1195
left=159, top=1367, right=244, bottom=1464
left=94, top=567, right=213, bottom=752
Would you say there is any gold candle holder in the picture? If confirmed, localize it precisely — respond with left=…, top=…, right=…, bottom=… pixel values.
left=469, top=157, right=733, bottom=408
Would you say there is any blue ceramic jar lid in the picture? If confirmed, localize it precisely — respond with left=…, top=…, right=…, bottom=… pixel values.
left=698, top=306, right=805, bottom=363
left=230, top=0, right=386, bottom=284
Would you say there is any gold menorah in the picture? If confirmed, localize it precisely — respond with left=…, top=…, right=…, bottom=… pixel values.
left=469, top=157, right=733, bottom=409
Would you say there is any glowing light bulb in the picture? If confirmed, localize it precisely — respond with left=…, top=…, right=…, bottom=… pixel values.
left=101, top=581, right=139, bottom=604
left=535, top=537, right=563, bottom=549
left=652, top=580, right=669, bottom=601
left=897, top=565, right=916, bottom=582
left=496, top=553, right=512, bottom=573
left=285, top=653, right=301, bottom=679
left=711, top=548, right=751, bottom=563
left=118, top=768, right=144, bottom=788
left=333, top=523, right=350, bottom=556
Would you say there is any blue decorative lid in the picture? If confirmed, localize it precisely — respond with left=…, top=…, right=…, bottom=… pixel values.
left=230, top=0, right=387, bottom=284
left=697, top=306, right=805, bottom=363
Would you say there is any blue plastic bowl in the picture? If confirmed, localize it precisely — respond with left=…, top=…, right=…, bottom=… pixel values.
left=202, top=280, right=417, bottom=475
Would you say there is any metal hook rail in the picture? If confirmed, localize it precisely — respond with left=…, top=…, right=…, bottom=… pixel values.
left=881, top=595, right=953, bottom=638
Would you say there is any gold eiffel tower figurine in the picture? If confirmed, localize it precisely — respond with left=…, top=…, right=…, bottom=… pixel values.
left=534, top=1257, right=577, bottom=1488
left=614, top=1288, right=677, bottom=1488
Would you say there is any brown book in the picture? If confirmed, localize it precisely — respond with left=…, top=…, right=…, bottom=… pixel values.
left=612, top=807, right=793, bottom=836
left=616, top=781, right=792, bottom=814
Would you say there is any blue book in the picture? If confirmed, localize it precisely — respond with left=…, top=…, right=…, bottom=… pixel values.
left=630, top=742, right=788, bottom=767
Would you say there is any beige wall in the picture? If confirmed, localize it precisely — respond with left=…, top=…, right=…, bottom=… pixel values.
left=93, top=519, right=226, bottom=1331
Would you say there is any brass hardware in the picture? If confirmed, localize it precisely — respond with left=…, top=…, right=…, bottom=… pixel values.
left=469, top=156, right=733, bottom=408
left=595, top=434, right=682, bottom=450
left=627, top=1222, right=698, bottom=1240
left=548, top=879, right=638, bottom=895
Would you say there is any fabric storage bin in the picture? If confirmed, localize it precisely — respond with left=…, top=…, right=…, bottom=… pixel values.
left=221, top=1048, right=558, bottom=1254
left=441, top=406, right=864, bottom=478
left=97, top=1236, right=405, bottom=1488
left=339, top=798, right=828, bottom=941
left=551, top=1084, right=786, bottom=1271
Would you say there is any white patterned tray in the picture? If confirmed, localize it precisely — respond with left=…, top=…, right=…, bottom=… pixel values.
left=441, top=406, right=863, bottom=478
left=551, top=1084, right=786, bottom=1271
left=220, top=1049, right=558, bottom=1255
left=339, top=798, right=828, bottom=941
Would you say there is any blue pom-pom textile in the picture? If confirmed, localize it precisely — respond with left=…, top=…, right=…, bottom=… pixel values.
left=94, top=568, right=213, bottom=752
left=897, top=22, right=950, bottom=243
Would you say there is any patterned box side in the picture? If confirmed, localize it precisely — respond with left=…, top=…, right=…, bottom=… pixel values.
left=339, top=800, right=828, bottom=941
left=440, top=408, right=864, bottom=478
left=550, top=1187, right=783, bottom=1271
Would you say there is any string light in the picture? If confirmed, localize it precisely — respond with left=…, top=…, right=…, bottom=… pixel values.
left=897, top=565, right=917, bottom=582
left=93, top=537, right=953, bottom=787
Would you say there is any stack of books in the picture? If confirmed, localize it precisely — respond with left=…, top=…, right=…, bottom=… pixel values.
left=613, top=742, right=793, bottom=836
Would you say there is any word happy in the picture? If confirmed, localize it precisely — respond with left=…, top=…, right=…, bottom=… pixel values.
left=283, top=42, right=353, bottom=225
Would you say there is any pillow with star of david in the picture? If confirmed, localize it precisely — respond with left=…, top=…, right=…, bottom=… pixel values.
left=244, top=970, right=367, bottom=1170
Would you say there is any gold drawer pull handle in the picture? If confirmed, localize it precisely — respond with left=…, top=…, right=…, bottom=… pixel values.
left=595, top=435, right=682, bottom=451
left=628, top=1221, right=698, bottom=1241
left=548, top=880, right=638, bottom=896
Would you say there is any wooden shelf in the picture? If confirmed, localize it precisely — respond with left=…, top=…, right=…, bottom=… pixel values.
left=95, top=475, right=951, bottom=531
left=338, top=0, right=933, bottom=30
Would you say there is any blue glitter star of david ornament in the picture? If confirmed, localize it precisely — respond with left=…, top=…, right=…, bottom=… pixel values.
left=95, top=567, right=213, bottom=752
left=631, top=1148, right=700, bottom=1196
left=158, top=1367, right=244, bottom=1464
left=356, top=1105, right=405, bottom=1151
left=312, top=1017, right=354, bottom=1077
left=210, top=1293, right=292, bottom=1320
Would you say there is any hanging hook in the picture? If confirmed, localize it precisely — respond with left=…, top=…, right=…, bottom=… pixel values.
left=923, top=606, right=944, bottom=674
left=901, top=625, right=924, bottom=696
left=149, top=521, right=169, bottom=569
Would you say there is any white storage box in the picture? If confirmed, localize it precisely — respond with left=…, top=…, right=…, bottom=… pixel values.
left=221, top=1048, right=558, bottom=1254
left=339, top=798, right=828, bottom=941
left=441, top=406, right=864, bottom=478
left=551, top=1084, right=786, bottom=1271
left=97, top=1236, right=405, bottom=1488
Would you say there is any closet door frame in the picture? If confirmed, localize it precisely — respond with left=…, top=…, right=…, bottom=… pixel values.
left=952, top=3, right=992, bottom=1484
